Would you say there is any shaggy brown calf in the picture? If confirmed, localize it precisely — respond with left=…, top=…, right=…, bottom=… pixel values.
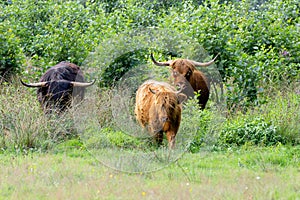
left=135, top=80, right=187, bottom=149
left=151, top=53, right=218, bottom=109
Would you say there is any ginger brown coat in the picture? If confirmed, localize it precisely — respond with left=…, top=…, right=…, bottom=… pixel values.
left=135, top=80, right=186, bottom=149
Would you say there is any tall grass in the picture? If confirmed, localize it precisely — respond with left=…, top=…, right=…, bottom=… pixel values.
left=218, top=81, right=300, bottom=148
left=258, top=82, right=300, bottom=144
left=1, top=76, right=299, bottom=154
left=0, top=79, right=77, bottom=152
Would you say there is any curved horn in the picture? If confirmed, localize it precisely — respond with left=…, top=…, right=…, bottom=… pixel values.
left=70, top=79, right=96, bottom=87
left=191, top=53, right=220, bottom=67
left=20, top=79, right=48, bottom=87
left=150, top=53, right=171, bottom=66
left=175, top=84, right=187, bottom=104
left=175, top=82, right=186, bottom=94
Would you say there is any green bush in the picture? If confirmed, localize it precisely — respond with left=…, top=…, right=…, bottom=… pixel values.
left=218, top=82, right=300, bottom=148
left=0, top=24, right=25, bottom=80
left=83, top=127, right=143, bottom=150
left=2, top=0, right=299, bottom=109
left=180, top=94, right=226, bottom=153
left=101, top=49, right=149, bottom=87
left=218, top=116, right=283, bottom=148
left=159, top=0, right=299, bottom=109
left=257, top=85, right=300, bottom=145
left=1, top=0, right=107, bottom=79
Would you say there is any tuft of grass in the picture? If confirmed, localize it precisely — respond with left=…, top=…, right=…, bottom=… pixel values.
left=258, top=86, right=300, bottom=145
left=83, top=127, right=143, bottom=150
left=0, top=79, right=79, bottom=152
left=217, top=83, right=300, bottom=148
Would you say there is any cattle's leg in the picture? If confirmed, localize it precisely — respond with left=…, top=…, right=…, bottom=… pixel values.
left=166, top=131, right=176, bottom=149
left=154, top=131, right=164, bottom=147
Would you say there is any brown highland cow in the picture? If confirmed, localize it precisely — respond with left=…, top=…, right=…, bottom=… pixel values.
left=135, top=80, right=187, bottom=149
left=151, top=53, right=219, bottom=109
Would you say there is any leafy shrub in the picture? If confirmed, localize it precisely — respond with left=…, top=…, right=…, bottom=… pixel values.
left=102, top=49, right=149, bottom=87
left=180, top=94, right=225, bottom=153
left=216, top=82, right=299, bottom=149
left=102, top=128, right=142, bottom=148
left=83, top=127, right=143, bottom=150
left=84, top=27, right=211, bottom=88
left=159, top=0, right=299, bottom=109
left=0, top=24, right=25, bottom=80
left=1, top=0, right=107, bottom=79
left=257, top=84, right=300, bottom=145
left=218, top=116, right=284, bottom=148
left=2, top=0, right=298, bottom=110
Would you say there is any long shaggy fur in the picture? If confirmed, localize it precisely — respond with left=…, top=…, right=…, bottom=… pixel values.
left=135, top=80, right=186, bottom=149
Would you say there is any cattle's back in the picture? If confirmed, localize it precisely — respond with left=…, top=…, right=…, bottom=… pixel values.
left=40, top=61, right=84, bottom=82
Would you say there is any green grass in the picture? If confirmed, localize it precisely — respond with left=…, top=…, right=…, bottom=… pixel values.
left=0, top=77, right=299, bottom=199
left=0, top=145, right=299, bottom=200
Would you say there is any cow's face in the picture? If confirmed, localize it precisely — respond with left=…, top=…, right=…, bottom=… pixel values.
left=47, top=81, right=72, bottom=101
left=172, top=70, right=185, bottom=85
left=172, top=71, right=195, bottom=99
left=38, top=81, right=72, bottom=103
left=37, top=81, right=73, bottom=113
left=150, top=90, right=186, bottom=132
left=170, top=59, right=195, bottom=80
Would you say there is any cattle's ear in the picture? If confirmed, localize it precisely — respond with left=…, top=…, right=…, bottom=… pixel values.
left=177, top=93, right=187, bottom=104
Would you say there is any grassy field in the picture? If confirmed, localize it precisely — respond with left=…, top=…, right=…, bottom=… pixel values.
left=1, top=145, right=299, bottom=200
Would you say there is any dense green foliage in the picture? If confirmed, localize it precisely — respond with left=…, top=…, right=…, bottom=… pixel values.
left=1, top=0, right=299, bottom=91
left=0, top=22, right=25, bottom=79
left=219, top=117, right=282, bottom=147
left=0, top=0, right=299, bottom=152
